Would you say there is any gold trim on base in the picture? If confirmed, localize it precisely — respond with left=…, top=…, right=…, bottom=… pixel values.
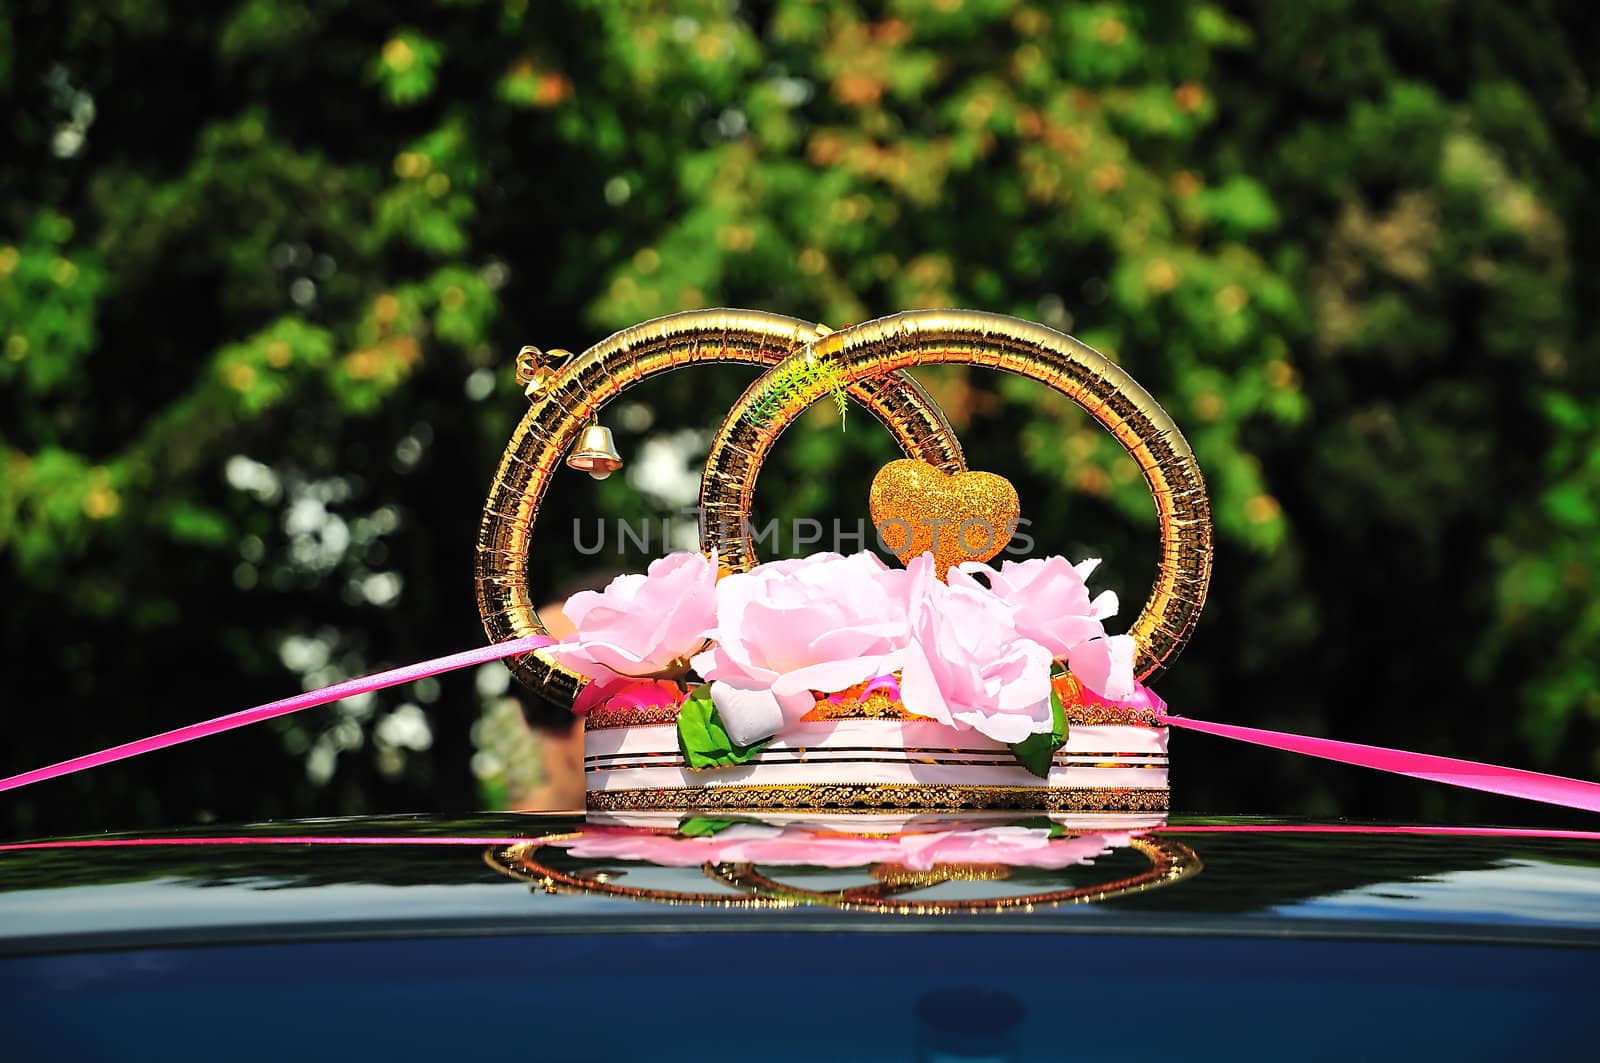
left=585, top=783, right=1169, bottom=813
left=584, top=702, right=682, bottom=730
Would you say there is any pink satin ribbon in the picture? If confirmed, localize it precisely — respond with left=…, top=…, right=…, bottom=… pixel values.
left=0, top=835, right=537, bottom=852
left=1158, top=714, right=1600, bottom=814
left=2, top=634, right=1597, bottom=818
left=0, top=634, right=552, bottom=794
left=1155, top=824, right=1600, bottom=840
left=1, top=823, right=1597, bottom=854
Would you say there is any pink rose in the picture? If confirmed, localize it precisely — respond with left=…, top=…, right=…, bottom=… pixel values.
left=898, top=554, right=1055, bottom=744
left=956, top=556, right=1136, bottom=701
left=547, top=552, right=717, bottom=688
left=1121, top=682, right=1166, bottom=716
left=571, top=677, right=682, bottom=717
left=692, top=552, right=913, bottom=746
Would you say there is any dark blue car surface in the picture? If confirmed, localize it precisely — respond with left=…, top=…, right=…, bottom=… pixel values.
left=2, top=815, right=1597, bottom=1061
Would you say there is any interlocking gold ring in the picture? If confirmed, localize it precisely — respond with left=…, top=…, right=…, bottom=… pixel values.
left=699, top=310, right=1212, bottom=681
left=477, top=309, right=968, bottom=706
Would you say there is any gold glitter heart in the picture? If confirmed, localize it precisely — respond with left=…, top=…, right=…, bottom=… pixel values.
left=869, top=459, right=1020, bottom=578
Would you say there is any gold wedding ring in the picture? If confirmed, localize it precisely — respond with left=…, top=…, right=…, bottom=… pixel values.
left=477, top=309, right=968, bottom=706
left=698, top=310, right=1212, bottom=681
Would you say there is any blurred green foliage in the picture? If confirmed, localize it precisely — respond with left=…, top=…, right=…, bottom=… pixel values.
left=2, top=0, right=1597, bottom=836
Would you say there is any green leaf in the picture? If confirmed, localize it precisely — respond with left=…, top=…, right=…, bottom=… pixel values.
left=677, top=816, right=747, bottom=837
left=676, top=684, right=771, bottom=771
left=1190, top=176, right=1280, bottom=236
left=164, top=501, right=233, bottom=547
left=1543, top=393, right=1588, bottom=432
left=1545, top=483, right=1597, bottom=529
left=370, top=31, right=443, bottom=107
left=1008, top=690, right=1068, bottom=779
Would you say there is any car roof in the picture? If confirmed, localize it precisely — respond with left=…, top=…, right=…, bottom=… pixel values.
left=2, top=814, right=1598, bottom=955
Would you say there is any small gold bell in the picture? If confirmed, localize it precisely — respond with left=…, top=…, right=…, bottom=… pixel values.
left=567, top=420, right=624, bottom=480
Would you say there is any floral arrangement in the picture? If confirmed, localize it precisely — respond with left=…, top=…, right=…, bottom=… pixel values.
left=545, top=548, right=1153, bottom=777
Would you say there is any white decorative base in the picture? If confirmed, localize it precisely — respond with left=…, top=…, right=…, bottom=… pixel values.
left=584, top=718, right=1167, bottom=812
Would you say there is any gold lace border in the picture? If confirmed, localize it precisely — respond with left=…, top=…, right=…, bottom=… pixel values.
left=584, top=783, right=1169, bottom=813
